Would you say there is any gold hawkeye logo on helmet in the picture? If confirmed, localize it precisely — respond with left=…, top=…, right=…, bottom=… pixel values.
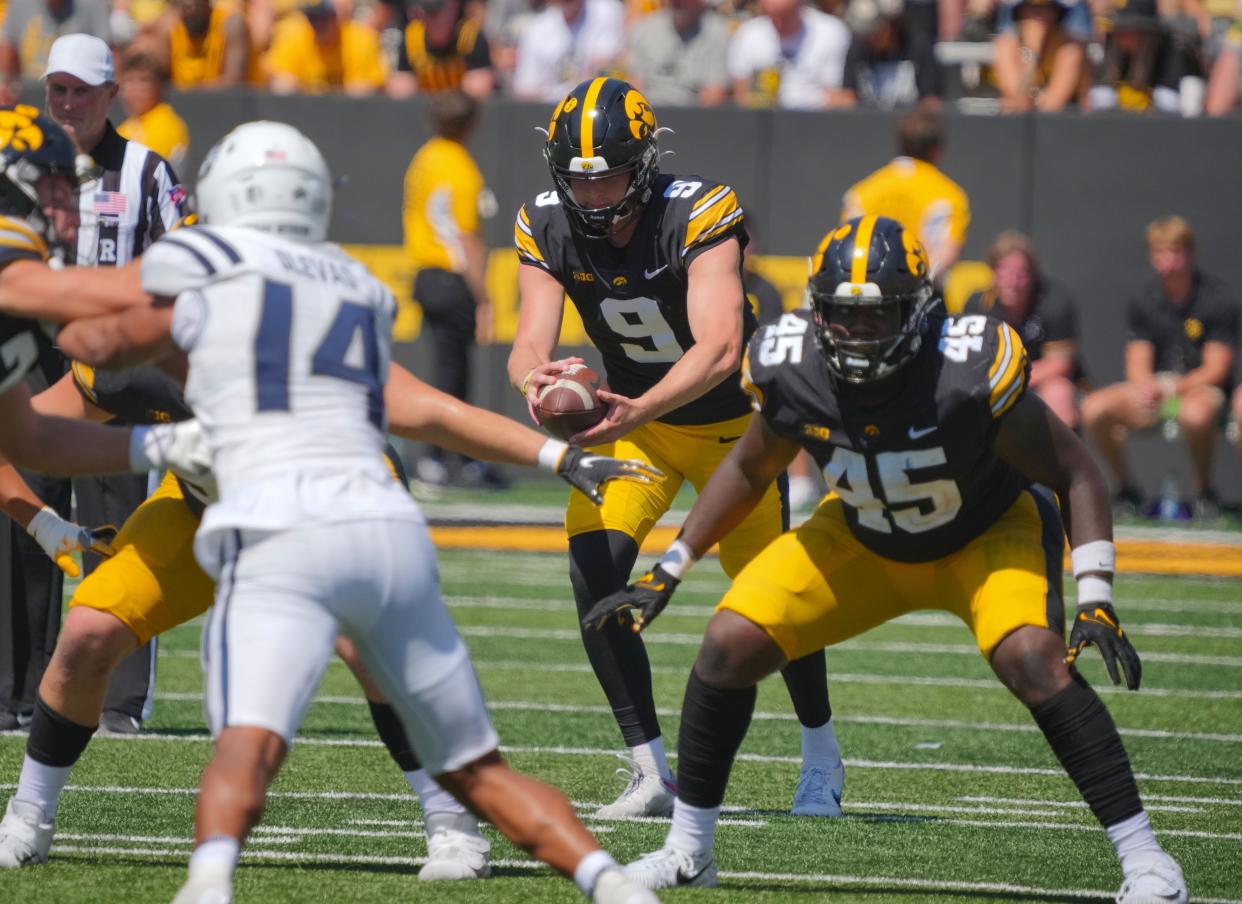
left=624, top=89, right=655, bottom=141
left=0, top=106, right=44, bottom=153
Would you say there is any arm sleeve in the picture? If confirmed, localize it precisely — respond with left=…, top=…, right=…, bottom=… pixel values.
left=1126, top=296, right=1156, bottom=344
left=985, top=320, right=1030, bottom=420
left=170, top=290, right=208, bottom=352
left=1204, top=291, right=1239, bottom=346
left=141, top=229, right=240, bottom=296
left=464, top=28, right=492, bottom=70
left=147, top=158, right=187, bottom=245
left=842, top=38, right=864, bottom=92
left=681, top=183, right=746, bottom=265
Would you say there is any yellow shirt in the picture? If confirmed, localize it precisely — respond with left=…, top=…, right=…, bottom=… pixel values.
left=169, top=0, right=258, bottom=88
left=264, top=16, right=387, bottom=93
left=403, top=136, right=485, bottom=272
left=842, top=156, right=971, bottom=258
left=118, top=102, right=190, bottom=172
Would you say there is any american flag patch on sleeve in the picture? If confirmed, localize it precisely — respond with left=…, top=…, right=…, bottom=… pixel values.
left=93, top=192, right=129, bottom=215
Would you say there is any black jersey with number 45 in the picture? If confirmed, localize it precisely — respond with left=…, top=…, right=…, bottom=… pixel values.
left=515, top=172, right=755, bottom=426
left=743, top=309, right=1032, bottom=563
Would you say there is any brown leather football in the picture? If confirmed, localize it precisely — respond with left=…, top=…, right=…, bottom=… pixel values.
left=537, top=364, right=605, bottom=440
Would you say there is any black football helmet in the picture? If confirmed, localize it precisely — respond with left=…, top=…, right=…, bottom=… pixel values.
left=543, top=77, right=660, bottom=239
left=807, top=215, right=935, bottom=384
left=0, top=105, right=94, bottom=258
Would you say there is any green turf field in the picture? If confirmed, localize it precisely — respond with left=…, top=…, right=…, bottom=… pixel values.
left=0, top=545, right=1239, bottom=903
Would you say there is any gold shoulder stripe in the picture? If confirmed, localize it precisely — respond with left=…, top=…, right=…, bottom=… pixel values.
left=514, top=205, right=545, bottom=263
left=850, top=215, right=877, bottom=284
left=71, top=361, right=99, bottom=404
left=691, top=211, right=746, bottom=252
left=683, top=188, right=741, bottom=251
left=740, top=349, right=764, bottom=411
left=989, top=324, right=1028, bottom=416
left=580, top=77, right=607, bottom=159
left=457, top=18, right=479, bottom=53
left=0, top=215, right=47, bottom=257
left=690, top=184, right=729, bottom=217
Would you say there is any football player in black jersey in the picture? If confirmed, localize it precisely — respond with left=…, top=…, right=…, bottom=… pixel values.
left=584, top=216, right=1187, bottom=903
left=508, top=77, right=841, bottom=819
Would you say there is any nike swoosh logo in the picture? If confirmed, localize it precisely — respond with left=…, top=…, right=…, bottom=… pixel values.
left=907, top=425, right=937, bottom=439
left=717, top=435, right=741, bottom=444
left=644, top=265, right=668, bottom=279
left=675, top=862, right=712, bottom=885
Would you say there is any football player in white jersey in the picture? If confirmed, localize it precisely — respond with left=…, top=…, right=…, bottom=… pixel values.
left=46, top=121, right=661, bottom=904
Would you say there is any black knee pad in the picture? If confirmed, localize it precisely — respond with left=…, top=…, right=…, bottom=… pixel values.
left=27, top=696, right=96, bottom=768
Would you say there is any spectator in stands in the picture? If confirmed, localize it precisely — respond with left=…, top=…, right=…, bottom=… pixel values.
left=510, top=0, right=625, bottom=101
left=1088, top=0, right=1207, bottom=115
left=837, top=0, right=944, bottom=108
left=964, top=230, right=1082, bottom=427
left=1082, top=216, right=1238, bottom=519
left=404, top=91, right=508, bottom=489
left=992, top=0, right=1089, bottom=111
left=266, top=0, right=388, bottom=94
left=842, top=108, right=970, bottom=280
left=117, top=49, right=190, bottom=171
left=727, top=0, right=852, bottom=108
left=136, top=0, right=254, bottom=89
left=626, top=0, right=730, bottom=106
left=1205, top=20, right=1240, bottom=114
left=387, top=0, right=494, bottom=98
left=0, top=1, right=112, bottom=102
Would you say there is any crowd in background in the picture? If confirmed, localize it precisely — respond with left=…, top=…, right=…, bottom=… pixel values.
left=0, top=0, right=1240, bottom=133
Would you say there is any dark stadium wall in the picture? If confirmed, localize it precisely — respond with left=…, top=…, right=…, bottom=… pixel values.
left=121, top=91, right=1242, bottom=500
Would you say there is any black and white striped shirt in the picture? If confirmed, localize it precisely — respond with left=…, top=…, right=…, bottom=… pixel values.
left=76, top=122, right=186, bottom=268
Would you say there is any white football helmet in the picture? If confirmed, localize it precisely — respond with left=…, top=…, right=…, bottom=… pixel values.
left=194, top=121, right=332, bottom=243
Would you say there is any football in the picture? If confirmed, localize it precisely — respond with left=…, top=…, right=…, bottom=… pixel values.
left=537, top=364, right=605, bottom=441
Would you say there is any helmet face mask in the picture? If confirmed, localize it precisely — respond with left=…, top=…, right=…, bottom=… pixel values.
left=543, top=78, right=660, bottom=239
left=807, top=216, right=935, bottom=385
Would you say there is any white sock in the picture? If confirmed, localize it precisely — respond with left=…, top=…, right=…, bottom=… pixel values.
left=665, top=799, right=720, bottom=855
left=1107, top=811, right=1164, bottom=875
left=631, top=737, right=673, bottom=783
left=188, top=835, right=240, bottom=882
left=801, top=717, right=841, bottom=769
left=573, top=848, right=618, bottom=896
left=14, top=755, right=73, bottom=819
left=405, top=769, right=467, bottom=821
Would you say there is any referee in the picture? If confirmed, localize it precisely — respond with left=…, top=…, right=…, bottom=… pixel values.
left=0, top=34, right=185, bottom=734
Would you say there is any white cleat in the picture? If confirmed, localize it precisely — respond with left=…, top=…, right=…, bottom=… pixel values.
left=623, top=845, right=717, bottom=889
left=170, top=875, right=233, bottom=904
left=419, top=825, right=491, bottom=881
left=593, top=755, right=675, bottom=819
left=1116, top=851, right=1188, bottom=904
left=0, top=799, right=54, bottom=868
left=791, top=761, right=845, bottom=817
left=593, top=866, right=663, bottom=903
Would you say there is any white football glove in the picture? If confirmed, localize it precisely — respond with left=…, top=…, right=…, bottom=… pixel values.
left=25, top=506, right=117, bottom=578
left=129, top=420, right=214, bottom=486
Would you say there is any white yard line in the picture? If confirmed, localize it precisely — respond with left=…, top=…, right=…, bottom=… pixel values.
left=44, top=843, right=1242, bottom=904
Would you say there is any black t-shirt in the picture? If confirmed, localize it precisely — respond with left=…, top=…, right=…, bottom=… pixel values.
left=963, top=279, right=1079, bottom=364
left=515, top=173, right=755, bottom=425
left=841, top=26, right=942, bottom=107
left=743, top=309, right=1030, bottom=562
left=1126, top=270, right=1238, bottom=382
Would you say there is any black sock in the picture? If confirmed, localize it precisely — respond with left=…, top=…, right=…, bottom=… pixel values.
left=677, top=671, right=757, bottom=809
left=570, top=531, right=659, bottom=747
left=367, top=701, right=420, bottom=772
left=1030, top=672, right=1143, bottom=826
left=780, top=650, right=831, bottom=728
left=27, top=696, right=97, bottom=768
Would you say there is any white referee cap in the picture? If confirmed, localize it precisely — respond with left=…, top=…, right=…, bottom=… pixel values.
left=43, top=34, right=115, bottom=86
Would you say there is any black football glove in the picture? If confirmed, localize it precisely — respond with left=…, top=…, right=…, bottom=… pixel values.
left=582, top=564, right=680, bottom=633
left=557, top=446, right=663, bottom=505
left=1065, top=602, right=1142, bottom=690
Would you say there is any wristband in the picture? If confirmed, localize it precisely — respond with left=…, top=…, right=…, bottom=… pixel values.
left=520, top=367, right=537, bottom=398
left=1070, top=540, right=1116, bottom=578
left=1076, top=575, right=1113, bottom=606
left=128, top=426, right=154, bottom=473
left=537, top=438, right=569, bottom=472
left=658, top=539, right=698, bottom=581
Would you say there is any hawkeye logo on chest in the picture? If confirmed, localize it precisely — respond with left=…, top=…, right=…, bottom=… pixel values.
left=612, top=276, right=628, bottom=287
